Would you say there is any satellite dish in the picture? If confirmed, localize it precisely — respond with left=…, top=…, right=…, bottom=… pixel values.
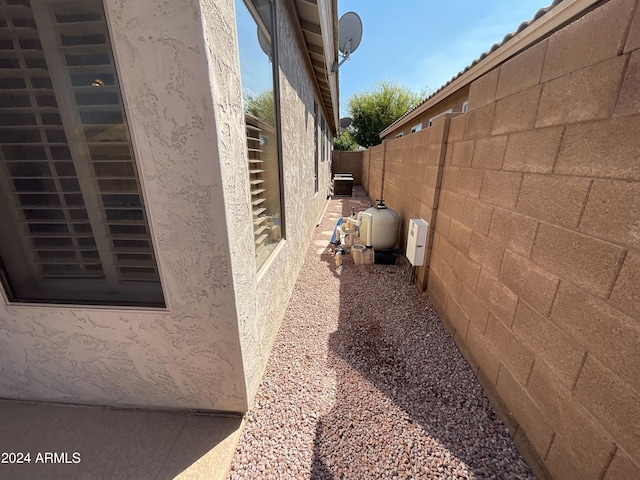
left=257, top=26, right=272, bottom=61
left=338, top=12, right=362, bottom=56
left=332, top=12, right=363, bottom=72
left=340, top=117, right=353, bottom=129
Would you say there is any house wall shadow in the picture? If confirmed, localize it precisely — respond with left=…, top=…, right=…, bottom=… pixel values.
left=309, top=195, right=533, bottom=478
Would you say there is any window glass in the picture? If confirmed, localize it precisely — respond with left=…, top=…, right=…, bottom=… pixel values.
left=313, top=103, right=318, bottom=192
left=235, top=0, right=283, bottom=270
left=324, top=120, right=330, bottom=162
left=320, top=114, right=325, bottom=168
left=0, top=0, right=164, bottom=306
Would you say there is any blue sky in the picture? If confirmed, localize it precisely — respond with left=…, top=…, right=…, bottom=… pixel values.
left=337, top=0, right=552, bottom=117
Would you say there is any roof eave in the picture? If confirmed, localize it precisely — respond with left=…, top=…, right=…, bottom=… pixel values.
left=292, top=0, right=340, bottom=134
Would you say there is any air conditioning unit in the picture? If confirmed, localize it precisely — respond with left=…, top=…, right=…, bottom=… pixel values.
left=406, top=218, right=429, bottom=266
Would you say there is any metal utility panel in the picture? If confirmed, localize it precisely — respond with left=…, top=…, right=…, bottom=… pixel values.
left=406, top=219, right=429, bottom=266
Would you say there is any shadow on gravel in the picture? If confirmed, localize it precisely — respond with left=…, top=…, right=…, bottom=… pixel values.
left=309, top=194, right=533, bottom=479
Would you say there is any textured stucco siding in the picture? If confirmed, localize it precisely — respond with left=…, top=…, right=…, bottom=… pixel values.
left=0, top=0, right=247, bottom=412
left=0, top=0, right=333, bottom=412
left=216, top=0, right=334, bottom=405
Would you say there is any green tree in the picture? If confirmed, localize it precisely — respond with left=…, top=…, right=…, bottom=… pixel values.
left=245, top=90, right=275, bottom=127
left=348, top=81, right=424, bottom=148
left=333, top=128, right=358, bottom=151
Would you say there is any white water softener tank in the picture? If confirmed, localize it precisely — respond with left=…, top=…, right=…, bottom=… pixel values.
left=359, top=199, right=400, bottom=250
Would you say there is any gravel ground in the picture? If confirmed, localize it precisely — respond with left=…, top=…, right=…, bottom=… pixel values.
left=228, top=192, right=535, bottom=480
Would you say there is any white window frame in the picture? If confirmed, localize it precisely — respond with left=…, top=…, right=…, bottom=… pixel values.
left=462, top=101, right=469, bottom=113
left=395, top=132, right=404, bottom=138
left=410, top=123, right=422, bottom=134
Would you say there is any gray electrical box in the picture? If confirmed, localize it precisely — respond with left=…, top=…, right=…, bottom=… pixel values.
left=406, top=218, right=429, bottom=266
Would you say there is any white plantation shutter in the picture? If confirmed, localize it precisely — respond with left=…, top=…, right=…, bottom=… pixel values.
left=0, top=0, right=164, bottom=306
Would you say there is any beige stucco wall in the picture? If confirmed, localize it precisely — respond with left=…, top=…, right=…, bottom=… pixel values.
left=0, top=0, right=332, bottom=412
left=0, top=0, right=246, bottom=412
left=219, top=0, right=333, bottom=404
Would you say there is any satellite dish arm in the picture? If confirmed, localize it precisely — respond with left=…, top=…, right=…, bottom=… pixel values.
left=331, top=38, right=352, bottom=72
left=333, top=12, right=362, bottom=72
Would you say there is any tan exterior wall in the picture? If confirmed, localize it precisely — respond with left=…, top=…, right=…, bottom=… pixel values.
left=0, top=0, right=247, bottom=412
left=332, top=150, right=364, bottom=184
left=233, top=0, right=334, bottom=405
left=361, top=148, right=371, bottom=193
left=0, top=0, right=332, bottom=412
left=362, top=0, right=640, bottom=477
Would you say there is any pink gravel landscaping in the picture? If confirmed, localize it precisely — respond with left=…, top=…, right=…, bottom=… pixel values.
left=228, top=192, right=535, bottom=479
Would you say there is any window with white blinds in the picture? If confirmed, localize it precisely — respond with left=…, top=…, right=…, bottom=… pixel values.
left=0, top=0, right=164, bottom=306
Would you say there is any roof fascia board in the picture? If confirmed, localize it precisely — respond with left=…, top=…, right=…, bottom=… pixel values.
left=317, top=0, right=339, bottom=132
left=380, top=0, right=600, bottom=137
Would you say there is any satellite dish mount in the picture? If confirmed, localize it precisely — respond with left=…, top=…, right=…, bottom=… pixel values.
left=332, top=12, right=362, bottom=72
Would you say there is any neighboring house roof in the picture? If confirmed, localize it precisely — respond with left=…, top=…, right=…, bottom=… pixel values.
left=290, top=0, right=340, bottom=134
left=380, top=0, right=601, bottom=138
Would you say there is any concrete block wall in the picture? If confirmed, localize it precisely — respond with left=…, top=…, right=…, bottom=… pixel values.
left=362, top=0, right=640, bottom=477
left=376, top=120, right=450, bottom=287
left=367, top=142, right=385, bottom=206
left=362, top=148, right=371, bottom=192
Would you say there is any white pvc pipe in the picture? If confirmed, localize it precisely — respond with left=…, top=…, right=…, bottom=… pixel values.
left=345, top=216, right=360, bottom=230
left=362, top=212, right=373, bottom=247
left=315, top=197, right=332, bottom=227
